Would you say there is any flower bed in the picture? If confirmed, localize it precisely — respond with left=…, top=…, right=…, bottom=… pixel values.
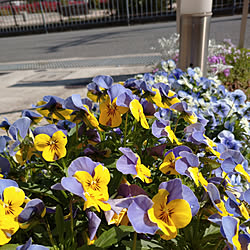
left=0, top=62, right=249, bottom=249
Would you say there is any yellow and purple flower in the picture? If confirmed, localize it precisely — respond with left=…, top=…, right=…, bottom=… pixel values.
left=117, top=147, right=152, bottom=183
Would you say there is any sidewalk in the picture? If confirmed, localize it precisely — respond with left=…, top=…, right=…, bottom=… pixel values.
left=0, top=63, right=154, bottom=127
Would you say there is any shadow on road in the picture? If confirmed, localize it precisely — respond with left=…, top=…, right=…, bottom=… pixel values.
left=8, top=73, right=139, bottom=88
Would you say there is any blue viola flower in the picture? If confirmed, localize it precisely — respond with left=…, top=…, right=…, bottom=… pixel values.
left=213, top=101, right=230, bottom=117
left=218, top=130, right=241, bottom=150
left=86, top=209, right=101, bottom=241
left=230, top=89, right=247, bottom=107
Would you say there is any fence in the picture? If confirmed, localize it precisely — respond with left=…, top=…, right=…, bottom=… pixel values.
left=0, top=0, right=247, bottom=36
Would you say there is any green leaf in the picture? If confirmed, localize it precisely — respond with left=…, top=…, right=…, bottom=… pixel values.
left=0, top=244, right=20, bottom=250
left=122, top=239, right=164, bottom=250
left=94, top=225, right=134, bottom=248
left=55, top=205, right=65, bottom=244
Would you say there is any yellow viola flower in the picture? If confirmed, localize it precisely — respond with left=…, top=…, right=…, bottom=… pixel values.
left=148, top=189, right=192, bottom=240
left=188, top=167, right=208, bottom=191
left=129, top=99, right=149, bottom=129
left=235, top=164, right=250, bottom=183
left=74, top=164, right=111, bottom=212
left=164, top=126, right=181, bottom=145
left=99, top=97, right=128, bottom=127
left=0, top=186, right=25, bottom=218
left=135, top=156, right=152, bottom=183
left=159, top=152, right=181, bottom=175
left=36, top=101, right=73, bottom=123
left=34, top=130, right=67, bottom=162
left=0, top=205, right=19, bottom=246
left=108, top=208, right=129, bottom=226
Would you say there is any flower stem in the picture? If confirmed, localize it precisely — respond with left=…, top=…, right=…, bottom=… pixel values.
left=44, top=218, right=57, bottom=250
left=70, top=198, right=75, bottom=246
left=132, top=232, right=137, bottom=250
left=123, top=112, right=129, bottom=147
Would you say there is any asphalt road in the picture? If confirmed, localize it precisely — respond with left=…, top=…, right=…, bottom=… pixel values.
left=0, top=15, right=249, bottom=63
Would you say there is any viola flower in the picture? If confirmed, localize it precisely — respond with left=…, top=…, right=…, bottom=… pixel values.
left=117, top=147, right=152, bottom=183
left=170, top=101, right=198, bottom=124
left=175, top=151, right=208, bottom=190
left=105, top=183, right=148, bottom=227
left=63, top=95, right=100, bottom=130
left=147, top=188, right=192, bottom=240
left=220, top=150, right=250, bottom=183
left=34, top=95, right=73, bottom=123
left=224, top=190, right=249, bottom=220
left=152, top=112, right=181, bottom=145
left=86, top=210, right=101, bottom=242
left=129, top=99, right=149, bottom=129
left=218, top=130, right=242, bottom=151
left=230, top=89, right=247, bottom=107
left=22, top=110, right=43, bottom=125
left=0, top=118, right=11, bottom=131
left=151, top=82, right=180, bottom=109
left=87, top=75, right=113, bottom=102
left=18, top=199, right=46, bottom=228
left=16, top=238, right=49, bottom=250
left=212, top=100, right=230, bottom=117
left=0, top=157, right=10, bottom=177
left=99, top=85, right=129, bottom=127
left=0, top=205, right=19, bottom=246
left=34, top=130, right=67, bottom=162
left=0, top=186, right=25, bottom=218
left=207, top=183, right=229, bottom=216
left=221, top=216, right=241, bottom=250
left=60, top=157, right=111, bottom=212
left=159, top=146, right=192, bottom=175
left=112, top=195, right=159, bottom=234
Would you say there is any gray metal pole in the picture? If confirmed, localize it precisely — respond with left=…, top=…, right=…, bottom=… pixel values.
left=239, top=0, right=249, bottom=48
left=176, top=0, right=180, bottom=33
left=178, top=13, right=212, bottom=76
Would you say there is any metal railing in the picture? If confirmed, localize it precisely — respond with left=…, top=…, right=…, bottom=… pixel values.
left=0, top=0, right=247, bottom=36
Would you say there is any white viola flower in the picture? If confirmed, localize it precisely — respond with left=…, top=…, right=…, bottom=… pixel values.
left=240, top=117, right=250, bottom=134
left=177, top=76, right=193, bottom=90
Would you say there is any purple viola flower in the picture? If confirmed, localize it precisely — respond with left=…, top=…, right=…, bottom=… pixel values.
left=170, top=101, right=193, bottom=116
left=16, top=238, right=49, bottom=250
left=33, top=95, right=64, bottom=109
left=107, top=84, right=128, bottom=103
left=221, top=216, right=241, bottom=249
left=141, top=99, right=155, bottom=117
left=33, top=124, right=67, bottom=137
left=8, top=117, right=32, bottom=156
left=151, top=113, right=170, bottom=138
left=0, top=157, right=10, bottom=177
left=0, top=117, right=11, bottom=131
left=220, top=150, right=249, bottom=182
left=0, top=179, right=18, bottom=200
left=86, top=209, right=101, bottom=241
left=63, top=94, right=91, bottom=112
left=159, top=178, right=199, bottom=216
left=9, top=117, right=31, bottom=141
left=18, top=199, right=46, bottom=224
left=116, top=147, right=138, bottom=175
left=175, top=151, right=200, bottom=177
left=212, top=101, right=230, bottom=117
left=91, top=75, right=113, bottom=89
left=117, top=183, right=148, bottom=198
left=114, top=195, right=159, bottom=234
left=159, top=146, right=192, bottom=175
left=218, top=130, right=241, bottom=150
left=115, top=90, right=134, bottom=108
left=22, top=110, right=43, bottom=124
left=207, top=183, right=228, bottom=215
